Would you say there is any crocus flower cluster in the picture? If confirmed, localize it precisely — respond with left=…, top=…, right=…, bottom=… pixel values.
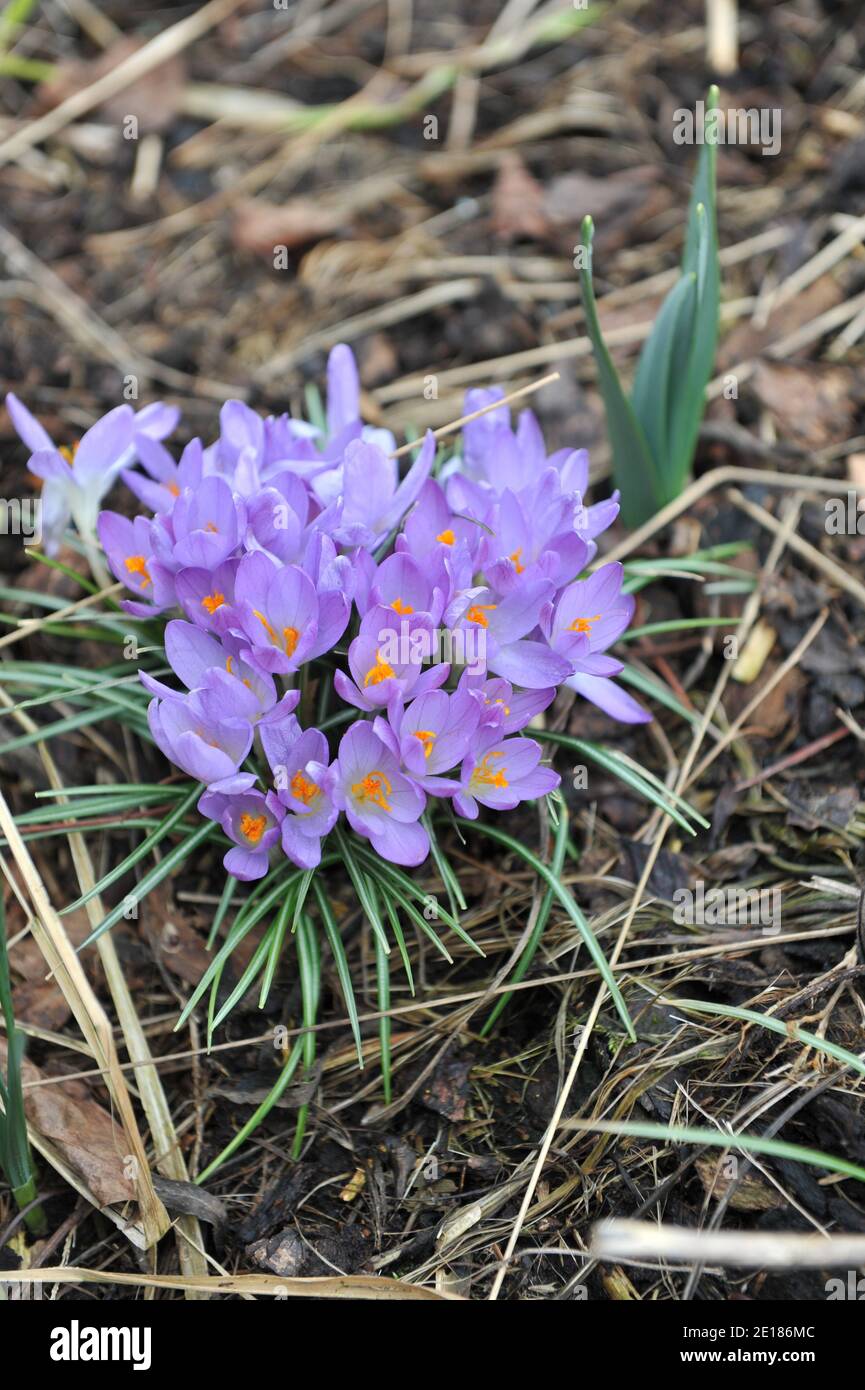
left=7, top=346, right=648, bottom=880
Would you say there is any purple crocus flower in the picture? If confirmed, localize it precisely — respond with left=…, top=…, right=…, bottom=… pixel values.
left=313, top=432, right=435, bottom=549
left=230, top=551, right=349, bottom=675
left=175, top=559, right=238, bottom=633
left=331, top=721, right=428, bottom=865
left=457, top=670, right=556, bottom=735
left=452, top=578, right=572, bottom=689
left=335, top=608, right=449, bottom=712
left=6, top=395, right=177, bottom=553
left=146, top=686, right=254, bottom=789
left=541, top=562, right=650, bottom=724
left=399, top=478, right=485, bottom=570
left=454, top=732, right=560, bottom=818
left=97, top=511, right=176, bottom=616
left=483, top=473, right=591, bottom=594
left=265, top=726, right=338, bottom=869
left=358, top=551, right=445, bottom=624
left=198, top=785, right=283, bottom=881
left=246, top=472, right=310, bottom=565
left=375, top=688, right=480, bottom=794
left=141, top=621, right=302, bottom=741
left=167, top=475, right=245, bottom=570
left=123, top=436, right=204, bottom=514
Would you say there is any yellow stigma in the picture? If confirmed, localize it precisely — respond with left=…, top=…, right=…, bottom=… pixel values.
left=202, top=590, right=225, bottom=614
left=466, top=603, right=497, bottom=628
left=509, top=548, right=525, bottom=574
left=240, top=812, right=267, bottom=844
left=471, top=752, right=509, bottom=789
left=290, top=770, right=320, bottom=806
left=485, top=695, right=511, bottom=715
left=364, top=652, right=395, bottom=687
left=413, top=730, right=437, bottom=760
left=167, top=482, right=180, bottom=497
left=351, top=770, right=392, bottom=811
left=392, top=597, right=414, bottom=615
left=253, top=610, right=301, bottom=655
left=568, top=612, right=601, bottom=635
left=436, top=528, right=455, bottom=545
left=205, top=521, right=219, bottom=533
left=254, top=609, right=278, bottom=643
left=125, top=554, right=152, bottom=589
left=58, top=442, right=79, bottom=465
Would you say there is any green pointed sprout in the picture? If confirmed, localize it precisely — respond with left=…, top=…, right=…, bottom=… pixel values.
left=579, top=87, right=720, bottom=527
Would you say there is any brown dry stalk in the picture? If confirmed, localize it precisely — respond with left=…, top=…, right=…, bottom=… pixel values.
left=0, top=789, right=168, bottom=1249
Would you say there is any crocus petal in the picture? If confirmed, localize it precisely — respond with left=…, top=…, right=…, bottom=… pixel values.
left=566, top=671, right=652, bottom=724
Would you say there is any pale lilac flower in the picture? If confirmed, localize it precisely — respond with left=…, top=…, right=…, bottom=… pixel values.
left=198, top=785, right=283, bottom=881
left=331, top=721, right=428, bottom=865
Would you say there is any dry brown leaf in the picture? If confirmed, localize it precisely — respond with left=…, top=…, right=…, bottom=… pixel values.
left=9, top=908, right=102, bottom=1029
left=718, top=275, right=843, bottom=370
left=696, top=1156, right=784, bottom=1211
left=1, top=1040, right=136, bottom=1208
left=750, top=361, right=856, bottom=450
left=141, top=885, right=212, bottom=987
left=37, top=38, right=186, bottom=134
left=490, top=152, right=548, bottom=241
left=232, top=199, right=343, bottom=257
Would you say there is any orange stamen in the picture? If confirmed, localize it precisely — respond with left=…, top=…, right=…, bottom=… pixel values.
left=392, top=597, right=414, bottom=615
left=351, top=770, right=392, bottom=811
left=202, top=591, right=225, bottom=614
left=240, top=812, right=267, bottom=844
left=124, top=554, right=152, bottom=589
left=364, top=653, right=395, bottom=687
left=568, top=612, right=601, bottom=635
left=436, top=528, right=455, bottom=545
left=466, top=603, right=497, bottom=628
left=413, top=730, right=437, bottom=760
left=471, top=752, right=509, bottom=790
left=509, top=548, right=525, bottom=574
left=290, top=770, right=320, bottom=806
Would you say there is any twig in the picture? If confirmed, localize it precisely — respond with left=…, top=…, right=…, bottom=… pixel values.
left=0, top=0, right=247, bottom=169
left=388, top=371, right=560, bottom=459
left=593, top=1219, right=865, bottom=1268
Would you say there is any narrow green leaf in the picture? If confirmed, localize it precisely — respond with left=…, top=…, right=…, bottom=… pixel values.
left=454, top=815, right=636, bottom=1041
left=578, top=215, right=661, bottom=526
left=375, top=930, right=393, bottom=1103
left=81, top=818, right=215, bottom=950
left=564, top=1118, right=865, bottom=1188
left=313, top=877, right=363, bottom=1067
left=481, top=804, right=569, bottom=1034
left=62, top=784, right=200, bottom=915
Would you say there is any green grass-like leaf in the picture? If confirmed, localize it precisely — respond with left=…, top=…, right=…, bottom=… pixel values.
left=454, top=811, right=636, bottom=1041
left=579, top=86, right=720, bottom=525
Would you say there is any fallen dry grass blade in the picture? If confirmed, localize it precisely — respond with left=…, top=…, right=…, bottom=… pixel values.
left=0, top=683, right=206, bottom=1284
left=0, top=788, right=168, bottom=1248
left=15, top=1266, right=457, bottom=1300
left=593, top=1219, right=865, bottom=1268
